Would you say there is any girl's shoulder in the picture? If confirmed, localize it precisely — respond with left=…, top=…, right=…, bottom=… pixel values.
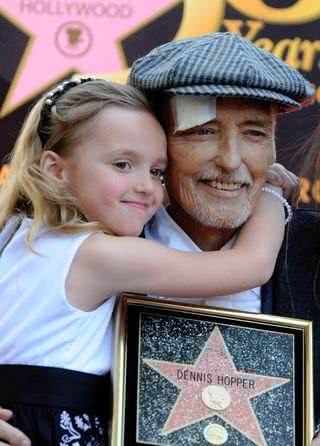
left=70, top=232, right=116, bottom=260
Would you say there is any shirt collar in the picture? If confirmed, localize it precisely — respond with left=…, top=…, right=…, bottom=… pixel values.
left=145, top=206, right=236, bottom=252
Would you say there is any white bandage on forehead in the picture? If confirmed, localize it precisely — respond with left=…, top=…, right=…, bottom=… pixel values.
left=170, top=96, right=216, bottom=134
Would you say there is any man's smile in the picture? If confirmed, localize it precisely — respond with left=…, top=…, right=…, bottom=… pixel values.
left=200, top=179, right=248, bottom=191
left=198, top=174, right=252, bottom=198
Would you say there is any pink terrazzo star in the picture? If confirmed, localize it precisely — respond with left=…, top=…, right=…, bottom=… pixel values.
left=144, top=326, right=290, bottom=446
left=0, top=0, right=175, bottom=115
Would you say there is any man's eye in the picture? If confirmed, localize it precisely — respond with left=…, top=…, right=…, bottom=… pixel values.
left=196, top=128, right=210, bottom=135
left=194, top=127, right=218, bottom=136
left=114, top=161, right=131, bottom=170
left=246, top=130, right=266, bottom=137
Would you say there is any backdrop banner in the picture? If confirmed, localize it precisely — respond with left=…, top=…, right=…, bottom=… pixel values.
left=1, top=0, right=320, bottom=205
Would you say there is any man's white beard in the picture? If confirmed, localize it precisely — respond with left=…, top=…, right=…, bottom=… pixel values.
left=191, top=198, right=252, bottom=229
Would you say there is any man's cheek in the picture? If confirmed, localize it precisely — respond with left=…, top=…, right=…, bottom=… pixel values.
left=249, top=155, right=271, bottom=179
left=247, top=141, right=274, bottom=163
left=263, top=142, right=276, bottom=165
left=166, top=174, right=185, bottom=199
left=169, top=159, right=199, bottom=178
left=267, top=148, right=276, bottom=165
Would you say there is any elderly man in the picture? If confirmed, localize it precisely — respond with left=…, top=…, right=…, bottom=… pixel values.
left=128, top=32, right=320, bottom=441
left=129, top=32, right=312, bottom=312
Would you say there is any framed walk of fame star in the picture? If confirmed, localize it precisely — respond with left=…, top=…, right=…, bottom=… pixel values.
left=111, top=294, right=313, bottom=446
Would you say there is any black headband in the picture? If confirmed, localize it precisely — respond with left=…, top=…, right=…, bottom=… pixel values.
left=38, top=77, right=96, bottom=146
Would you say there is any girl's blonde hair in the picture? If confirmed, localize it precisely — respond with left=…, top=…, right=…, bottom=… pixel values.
left=0, top=79, right=151, bottom=242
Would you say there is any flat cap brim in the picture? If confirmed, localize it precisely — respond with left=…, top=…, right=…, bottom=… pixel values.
left=164, top=84, right=314, bottom=113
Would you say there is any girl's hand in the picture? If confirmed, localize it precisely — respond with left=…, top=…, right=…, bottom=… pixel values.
left=266, top=163, right=298, bottom=198
left=0, top=409, right=30, bottom=446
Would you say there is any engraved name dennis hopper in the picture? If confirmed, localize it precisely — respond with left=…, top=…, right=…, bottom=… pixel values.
left=176, top=369, right=256, bottom=389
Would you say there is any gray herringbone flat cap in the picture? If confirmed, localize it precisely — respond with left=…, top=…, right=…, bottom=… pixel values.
left=129, top=32, right=314, bottom=112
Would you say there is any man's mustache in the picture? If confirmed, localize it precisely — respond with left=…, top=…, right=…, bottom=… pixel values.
left=198, top=168, right=253, bottom=186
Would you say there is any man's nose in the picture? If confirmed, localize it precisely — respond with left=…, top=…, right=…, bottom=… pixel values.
left=214, top=133, right=242, bottom=172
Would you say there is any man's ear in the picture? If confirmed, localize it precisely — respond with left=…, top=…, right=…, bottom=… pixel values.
left=40, top=150, right=67, bottom=183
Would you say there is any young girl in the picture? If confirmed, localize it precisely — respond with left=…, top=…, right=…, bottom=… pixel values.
left=0, top=78, right=287, bottom=445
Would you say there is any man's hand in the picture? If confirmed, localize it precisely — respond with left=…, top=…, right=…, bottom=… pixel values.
left=266, top=163, right=298, bottom=199
left=0, top=409, right=30, bottom=446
